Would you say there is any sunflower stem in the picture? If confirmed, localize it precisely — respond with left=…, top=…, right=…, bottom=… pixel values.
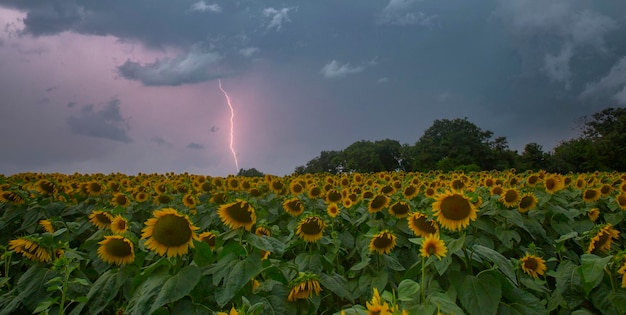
left=420, top=254, right=426, bottom=304
left=606, top=266, right=617, bottom=293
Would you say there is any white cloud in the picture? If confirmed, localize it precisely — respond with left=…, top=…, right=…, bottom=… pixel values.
left=320, top=60, right=364, bottom=79
left=377, top=77, right=389, bottom=83
left=190, top=1, right=221, bottom=13
left=580, top=57, right=626, bottom=105
left=263, top=7, right=294, bottom=31
left=117, top=45, right=222, bottom=86
left=239, top=47, right=259, bottom=57
left=378, top=0, right=438, bottom=26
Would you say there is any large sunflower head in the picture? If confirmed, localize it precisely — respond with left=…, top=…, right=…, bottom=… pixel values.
left=9, top=237, right=52, bottom=263
left=287, top=272, right=322, bottom=302
left=616, top=194, right=626, bottom=210
left=182, top=193, right=198, bottom=209
left=283, top=197, right=305, bottom=217
left=582, top=188, right=601, bottom=203
left=325, top=189, right=343, bottom=204
left=296, top=215, right=326, bottom=243
left=432, top=191, right=478, bottom=231
left=519, top=253, right=547, bottom=279
left=89, top=210, right=114, bottom=229
left=34, top=179, right=57, bottom=195
left=587, top=224, right=620, bottom=254
left=366, top=288, right=391, bottom=314
left=218, top=199, right=257, bottom=231
left=544, top=175, right=565, bottom=194
left=110, top=215, right=129, bottom=234
left=407, top=212, right=439, bottom=237
left=97, top=235, right=135, bottom=265
left=141, top=208, right=199, bottom=257
left=500, top=188, right=521, bottom=208
left=420, top=233, right=448, bottom=260
left=86, top=181, right=104, bottom=196
left=368, top=194, right=390, bottom=213
left=518, top=194, right=538, bottom=213
left=369, top=230, right=397, bottom=255
left=388, top=201, right=411, bottom=218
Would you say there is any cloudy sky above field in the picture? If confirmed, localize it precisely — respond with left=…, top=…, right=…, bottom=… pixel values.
left=1, top=0, right=626, bottom=176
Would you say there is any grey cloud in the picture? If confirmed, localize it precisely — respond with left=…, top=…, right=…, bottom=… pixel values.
left=117, top=46, right=223, bottom=86
left=151, top=136, right=172, bottom=147
left=262, top=7, right=294, bottom=31
left=67, top=98, right=131, bottom=142
left=186, top=142, right=204, bottom=150
left=239, top=47, right=259, bottom=57
left=189, top=1, right=221, bottom=13
left=320, top=60, right=364, bottom=79
left=543, top=44, right=573, bottom=88
left=378, top=0, right=438, bottom=26
left=581, top=57, right=626, bottom=105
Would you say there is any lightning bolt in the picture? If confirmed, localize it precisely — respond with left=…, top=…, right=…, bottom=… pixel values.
left=218, top=79, right=240, bottom=173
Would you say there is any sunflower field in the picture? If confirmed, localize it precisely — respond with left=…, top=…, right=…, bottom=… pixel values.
left=1, top=170, right=626, bottom=315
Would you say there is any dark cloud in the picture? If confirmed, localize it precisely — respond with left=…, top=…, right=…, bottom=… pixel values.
left=67, top=98, right=131, bottom=143
left=151, top=137, right=172, bottom=147
left=186, top=142, right=204, bottom=150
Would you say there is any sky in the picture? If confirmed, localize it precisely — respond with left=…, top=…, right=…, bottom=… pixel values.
left=1, top=0, right=626, bottom=176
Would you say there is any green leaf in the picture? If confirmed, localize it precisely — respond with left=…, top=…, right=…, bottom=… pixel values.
left=1, top=264, right=51, bottom=315
left=87, top=269, right=129, bottom=315
left=451, top=270, right=501, bottom=315
left=349, top=257, right=371, bottom=271
left=472, top=245, right=517, bottom=285
left=382, top=254, right=405, bottom=271
left=578, top=254, right=612, bottom=296
left=428, top=292, right=465, bottom=315
left=33, top=297, right=57, bottom=314
left=447, top=234, right=466, bottom=255
left=397, top=279, right=420, bottom=302
left=127, top=266, right=170, bottom=315
left=494, top=226, right=521, bottom=249
left=192, top=240, right=213, bottom=267
left=495, top=270, right=547, bottom=315
left=149, top=265, right=201, bottom=314
left=319, top=272, right=354, bottom=302
left=215, top=251, right=263, bottom=307
left=245, top=233, right=286, bottom=255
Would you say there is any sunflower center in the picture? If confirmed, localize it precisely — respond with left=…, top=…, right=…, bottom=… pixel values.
left=105, top=238, right=133, bottom=257
left=618, top=195, right=626, bottom=206
left=96, top=213, right=112, bottom=224
left=152, top=214, right=193, bottom=247
left=545, top=179, right=556, bottom=190
left=593, top=232, right=610, bottom=250
left=116, top=195, right=128, bottom=205
left=404, top=186, right=417, bottom=196
left=370, top=196, right=387, bottom=209
left=504, top=190, right=518, bottom=203
left=413, top=216, right=438, bottom=234
left=327, top=191, right=342, bottom=203
left=301, top=218, right=323, bottom=235
left=391, top=203, right=410, bottom=215
left=440, top=195, right=472, bottom=220
left=584, top=190, right=598, bottom=199
left=115, top=220, right=127, bottom=231
left=524, top=257, right=538, bottom=270
left=519, top=196, right=534, bottom=209
left=226, top=202, right=254, bottom=223
left=373, top=233, right=393, bottom=249
left=202, top=234, right=216, bottom=247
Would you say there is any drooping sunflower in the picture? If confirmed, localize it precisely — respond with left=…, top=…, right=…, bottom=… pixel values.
left=368, top=194, right=390, bottom=213
left=420, top=233, right=448, bottom=260
left=97, top=235, right=135, bottom=265
left=282, top=197, right=305, bottom=217
left=587, top=224, right=620, bottom=254
left=366, top=288, right=392, bottom=315
left=89, top=210, right=114, bottom=229
left=287, top=272, right=322, bottom=302
left=501, top=188, right=521, bottom=208
left=388, top=201, right=411, bottom=218
left=217, top=199, right=257, bottom=231
left=616, top=194, right=626, bottom=210
left=110, top=215, right=129, bottom=234
left=369, top=230, right=397, bottom=255
left=518, top=194, right=538, bottom=213
left=618, top=263, right=626, bottom=289
left=34, top=179, right=57, bottom=195
left=9, top=237, right=52, bottom=263
left=141, top=208, right=199, bottom=257
left=407, top=212, right=439, bottom=237
left=255, top=226, right=272, bottom=260
left=39, top=219, right=55, bottom=233
left=432, top=191, right=478, bottom=231
left=582, top=188, right=601, bottom=203
left=327, top=203, right=340, bottom=218
left=296, top=215, right=326, bottom=243
left=519, top=253, right=547, bottom=279
left=198, top=231, right=217, bottom=250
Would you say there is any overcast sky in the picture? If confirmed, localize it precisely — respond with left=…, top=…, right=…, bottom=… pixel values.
left=1, top=0, right=626, bottom=176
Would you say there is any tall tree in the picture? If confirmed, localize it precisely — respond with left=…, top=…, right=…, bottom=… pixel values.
left=520, top=143, right=548, bottom=171
left=579, top=107, right=626, bottom=171
left=294, top=150, right=342, bottom=174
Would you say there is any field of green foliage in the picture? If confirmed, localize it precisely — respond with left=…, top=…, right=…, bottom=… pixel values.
left=1, top=170, right=625, bottom=314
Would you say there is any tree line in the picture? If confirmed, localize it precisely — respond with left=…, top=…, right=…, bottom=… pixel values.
left=291, top=107, right=626, bottom=174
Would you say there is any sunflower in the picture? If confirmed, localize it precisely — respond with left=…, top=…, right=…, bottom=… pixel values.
left=296, top=215, right=326, bottom=243
left=155, top=193, right=172, bottom=205
left=326, top=189, right=343, bottom=203
left=518, top=194, right=538, bottom=213
left=111, top=193, right=130, bottom=207
left=616, top=194, right=626, bottom=210
left=307, top=186, right=323, bottom=199
left=134, top=191, right=150, bottom=203
left=327, top=203, right=340, bottom=218
left=182, top=193, right=198, bottom=208
left=218, top=307, right=239, bottom=315
left=287, top=272, right=322, bottom=302
left=388, top=201, right=411, bottom=218
left=210, top=192, right=229, bottom=205
left=407, top=212, right=439, bottom=237
left=97, top=235, right=135, bottom=265
left=519, top=253, right=547, bottom=279
left=432, top=191, right=478, bottom=231
left=110, top=215, right=129, bottom=234
left=501, top=188, right=521, bottom=208
left=39, top=219, right=55, bottom=233
left=368, top=194, right=390, bottom=213
left=9, top=237, right=51, bottom=263
left=369, top=230, right=397, bottom=255
left=420, top=234, right=447, bottom=260
left=587, top=224, right=620, bottom=254
left=582, top=188, right=601, bottom=203
left=544, top=175, right=565, bottom=194
left=34, top=179, right=57, bottom=195
left=588, top=208, right=600, bottom=222
left=600, top=184, right=613, bottom=197
left=218, top=199, right=257, bottom=231
left=490, top=186, right=504, bottom=196
left=289, top=181, right=305, bottom=195
left=89, top=210, right=114, bottom=229
left=198, top=231, right=217, bottom=250
left=366, top=288, right=392, bottom=315
left=1, top=191, right=25, bottom=204
left=402, top=184, right=419, bottom=200
left=283, top=198, right=305, bottom=217
left=86, top=181, right=104, bottom=196
left=618, top=263, right=626, bottom=289
left=424, top=187, right=437, bottom=198
left=269, top=179, right=285, bottom=194
left=141, top=208, right=199, bottom=257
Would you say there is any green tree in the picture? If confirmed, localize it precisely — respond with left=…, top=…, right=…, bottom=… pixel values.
left=237, top=168, right=265, bottom=177
left=549, top=138, right=602, bottom=173
left=520, top=143, right=549, bottom=171
left=579, top=107, right=626, bottom=171
left=294, top=150, right=342, bottom=174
